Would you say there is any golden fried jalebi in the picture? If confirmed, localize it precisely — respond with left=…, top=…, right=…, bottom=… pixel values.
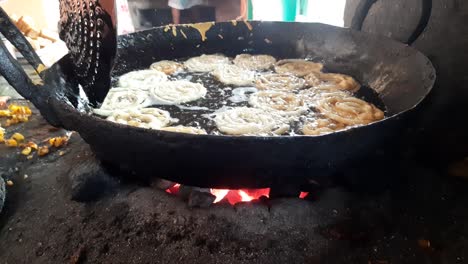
left=316, top=95, right=384, bottom=125
left=149, top=80, right=207, bottom=105
left=305, top=71, right=360, bottom=92
left=249, top=91, right=308, bottom=117
left=214, top=107, right=289, bottom=136
left=150, top=60, right=183, bottom=75
left=107, top=108, right=177, bottom=129
left=303, top=118, right=347, bottom=136
left=184, top=54, right=230, bottom=72
left=93, top=88, right=152, bottom=117
left=255, top=73, right=306, bottom=91
left=275, top=59, right=323, bottom=77
left=118, top=69, right=168, bottom=89
left=298, top=86, right=349, bottom=106
left=212, top=64, right=255, bottom=86
left=233, top=54, right=276, bottom=70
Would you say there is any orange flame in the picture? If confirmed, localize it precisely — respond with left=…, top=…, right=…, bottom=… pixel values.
left=166, top=184, right=309, bottom=205
left=211, top=188, right=271, bottom=204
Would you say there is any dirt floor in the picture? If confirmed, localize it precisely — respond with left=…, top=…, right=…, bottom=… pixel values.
left=1, top=102, right=468, bottom=264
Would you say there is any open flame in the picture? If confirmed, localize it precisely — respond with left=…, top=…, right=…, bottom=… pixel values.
left=165, top=184, right=309, bottom=205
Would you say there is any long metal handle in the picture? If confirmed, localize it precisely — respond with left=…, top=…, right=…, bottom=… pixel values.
left=0, top=37, right=66, bottom=127
left=0, top=6, right=44, bottom=103
left=0, top=7, right=65, bottom=127
left=349, top=0, right=377, bottom=31
left=0, top=38, right=38, bottom=101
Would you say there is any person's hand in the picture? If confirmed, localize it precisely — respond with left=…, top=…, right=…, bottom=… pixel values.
left=236, top=14, right=247, bottom=21
left=0, top=96, right=10, bottom=109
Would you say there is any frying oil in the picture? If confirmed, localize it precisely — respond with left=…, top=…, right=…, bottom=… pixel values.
left=108, top=58, right=386, bottom=136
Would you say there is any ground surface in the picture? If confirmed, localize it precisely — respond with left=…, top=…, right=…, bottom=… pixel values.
left=1, top=102, right=468, bottom=264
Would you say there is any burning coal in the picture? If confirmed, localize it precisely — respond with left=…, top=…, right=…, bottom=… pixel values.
left=166, top=184, right=308, bottom=205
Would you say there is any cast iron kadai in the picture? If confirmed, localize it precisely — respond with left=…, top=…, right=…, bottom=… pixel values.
left=0, top=0, right=435, bottom=189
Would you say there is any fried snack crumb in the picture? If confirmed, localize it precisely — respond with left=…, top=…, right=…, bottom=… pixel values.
left=20, top=141, right=38, bottom=150
left=9, top=104, right=32, bottom=115
left=21, top=147, right=32, bottom=156
left=2, top=105, right=32, bottom=127
left=5, top=139, right=18, bottom=147
left=0, top=110, right=10, bottom=117
left=38, top=146, right=50, bottom=156
left=6, top=180, right=13, bottom=186
left=49, top=136, right=69, bottom=148
left=12, top=132, right=25, bottom=142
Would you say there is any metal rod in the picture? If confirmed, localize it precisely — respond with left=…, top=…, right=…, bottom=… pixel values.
left=0, top=7, right=44, bottom=75
left=0, top=38, right=37, bottom=101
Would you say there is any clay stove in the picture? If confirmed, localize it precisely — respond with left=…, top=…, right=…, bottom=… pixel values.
left=1, top=103, right=468, bottom=264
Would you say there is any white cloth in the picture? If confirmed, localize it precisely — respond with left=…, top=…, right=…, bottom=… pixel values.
left=116, top=0, right=135, bottom=35
left=168, top=0, right=206, bottom=10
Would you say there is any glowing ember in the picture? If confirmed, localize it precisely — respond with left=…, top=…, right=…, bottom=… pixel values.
left=213, top=188, right=271, bottom=205
left=165, top=184, right=309, bottom=205
left=210, top=189, right=229, bottom=203
left=238, top=190, right=252, bottom=202
left=165, top=184, right=180, bottom=195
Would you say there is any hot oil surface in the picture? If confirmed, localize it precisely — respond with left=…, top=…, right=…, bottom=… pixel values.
left=155, top=71, right=257, bottom=135
left=145, top=68, right=387, bottom=136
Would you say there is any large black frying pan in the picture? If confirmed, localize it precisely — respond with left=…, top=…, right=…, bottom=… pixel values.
left=0, top=3, right=435, bottom=189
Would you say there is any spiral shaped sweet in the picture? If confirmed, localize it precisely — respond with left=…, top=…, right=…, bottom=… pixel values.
left=184, top=54, right=230, bottom=72
left=233, top=54, right=276, bottom=70
left=118, top=69, right=168, bottom=90
left=212, top=64, right=255, bottom=86
left=302, top=118, right=347, bottom=136
left=249, top=91, right=308, bottom=116
left=93, top=88, right=152, bottom=117
left=316, top=95, right=385, bottom=125
left=149, top=80, right=207, bottom=105
left=298, top=86, right=350, bottom=106
left=150, top=60, right=183, bottom=75
left=305, top=71, right=360, bottom=92
left=107, top=108, right=176, bottom=129
left=214, top=107, right=290, bottom=136
left=255, top=73, right=306, bottom=91
left=275, top=59, right=324, bottom=77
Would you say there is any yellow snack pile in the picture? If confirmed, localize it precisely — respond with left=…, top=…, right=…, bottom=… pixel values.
left=0, top=104, right=32, bottom=127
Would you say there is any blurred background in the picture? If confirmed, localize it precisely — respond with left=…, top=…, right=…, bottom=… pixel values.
left=0, top=0, right=347, bottom=34
left=0, top=0, right=346, bottom=98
